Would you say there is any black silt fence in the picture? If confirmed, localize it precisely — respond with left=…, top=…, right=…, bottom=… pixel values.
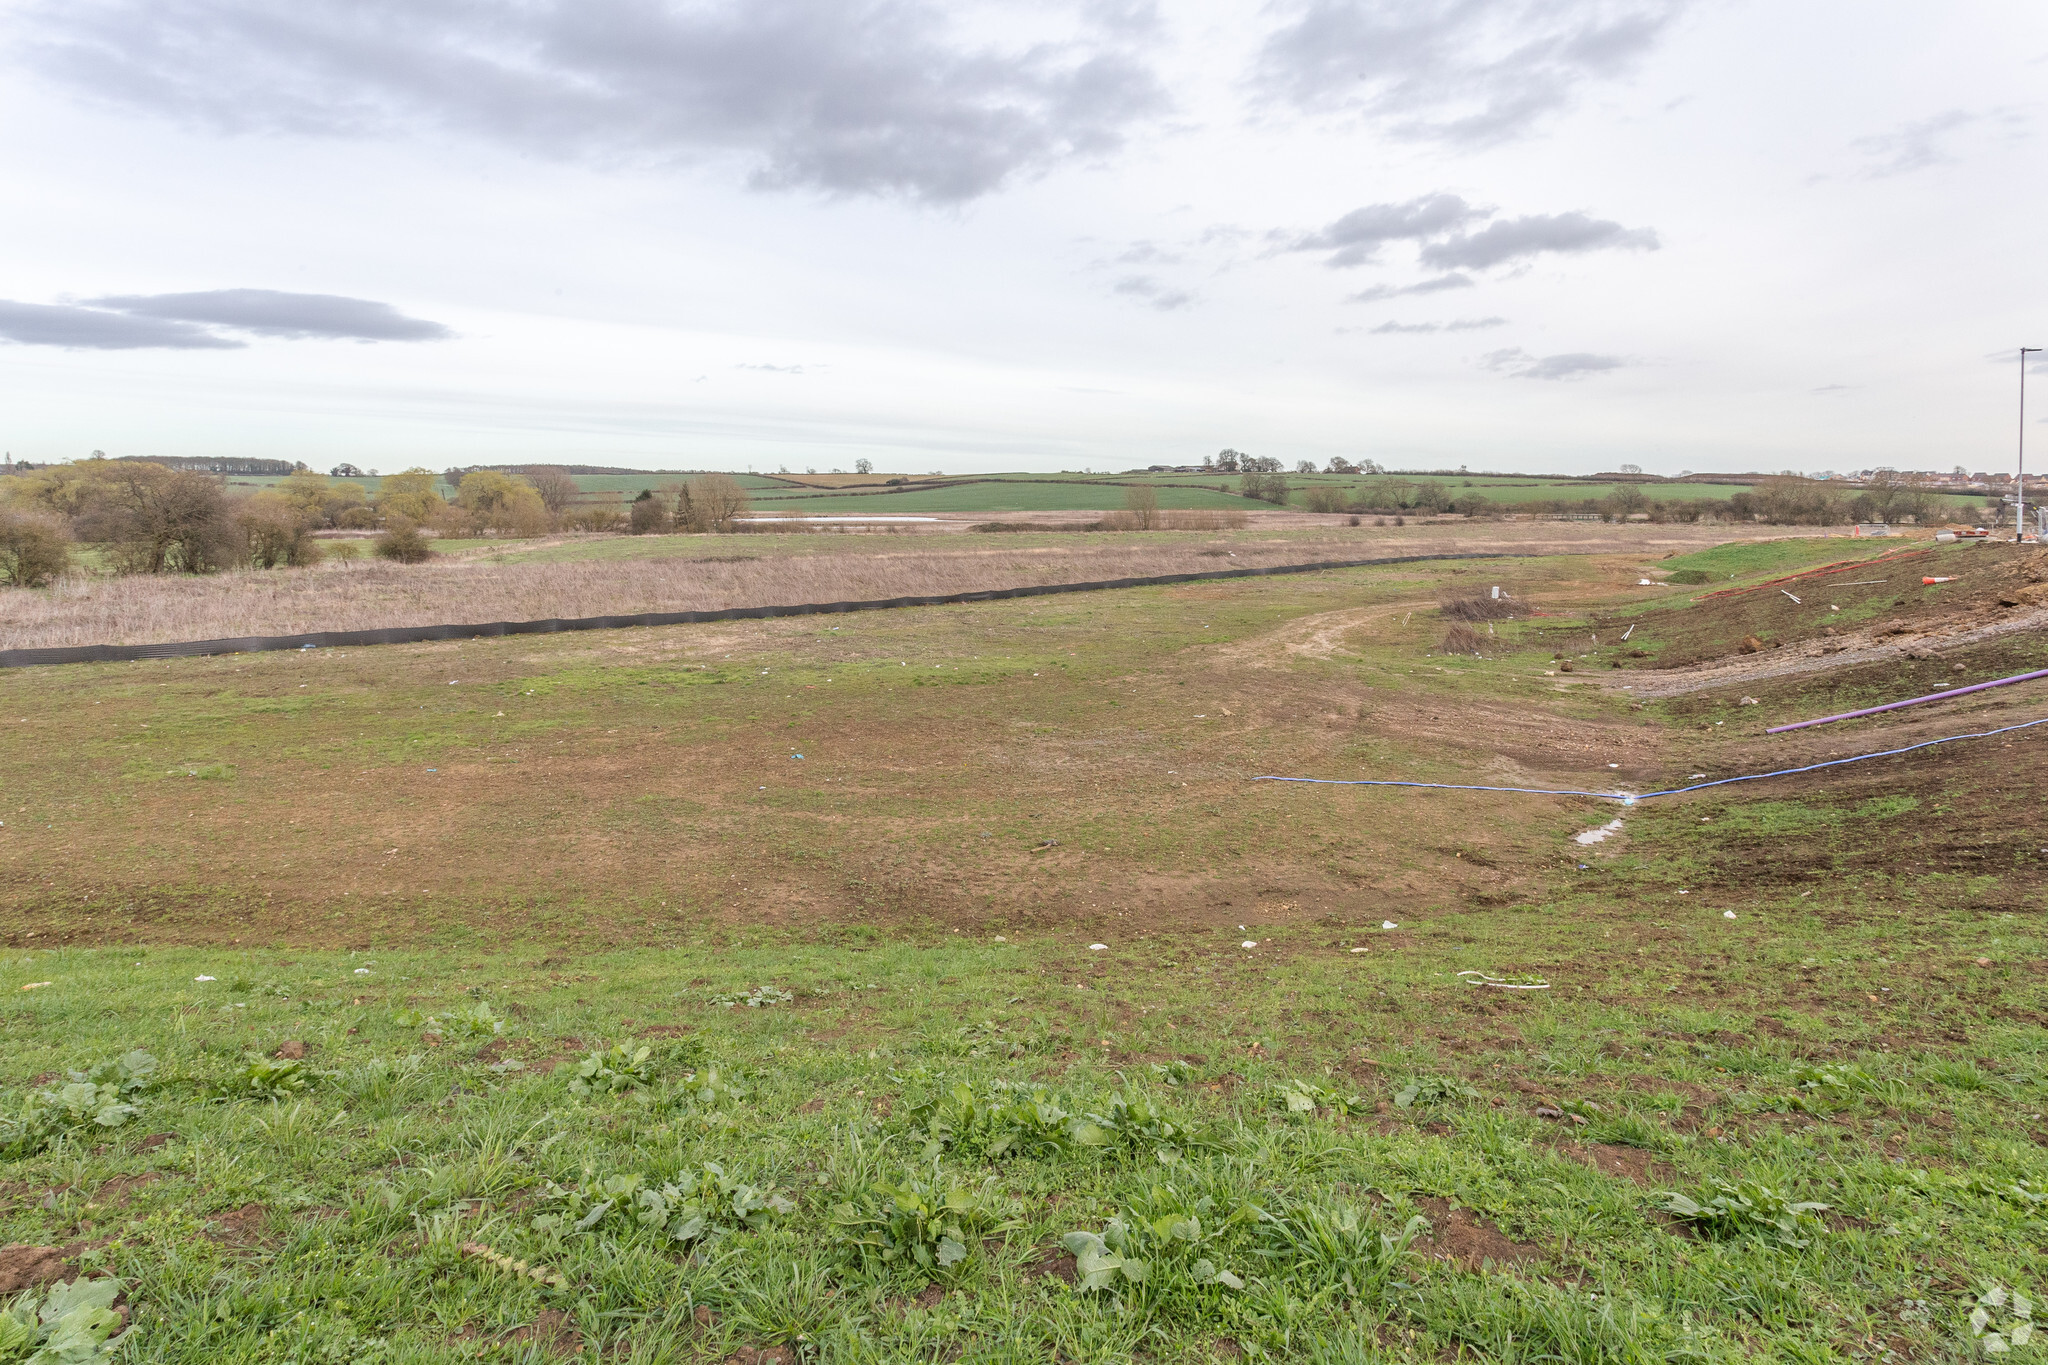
left=0, top=552, right=1526, bottom=670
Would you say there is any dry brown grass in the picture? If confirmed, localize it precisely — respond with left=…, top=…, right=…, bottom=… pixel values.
left=0, top=522, right=1823, bottom=650
left=0, top=537, right=1350, bottom=648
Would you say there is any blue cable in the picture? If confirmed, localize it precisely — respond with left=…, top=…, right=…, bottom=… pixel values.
left=1253, top=714, right=2048, bottom=805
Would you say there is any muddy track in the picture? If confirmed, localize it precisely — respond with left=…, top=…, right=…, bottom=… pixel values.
left=1610, top=604, right=2048, bottom=698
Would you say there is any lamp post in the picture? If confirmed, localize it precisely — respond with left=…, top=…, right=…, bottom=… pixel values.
left=2023, top=348, right=2042, bottom=542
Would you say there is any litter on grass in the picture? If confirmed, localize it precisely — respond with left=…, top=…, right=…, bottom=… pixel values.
left=1381, top=920, right=1399, bottom=930
left=19, top=981, right=52, bottom=990
left=1088, top=943, right=1107, bottom=951
left=1723, top=911, right=1737, bottom=919
left=1457, top=971, right=1550, bottom=990
left=1349, top=947, right=1368, bottom=953
left=194, top=975, right=216, bottom=982
left=1241, top=940, right=1258, bottom=949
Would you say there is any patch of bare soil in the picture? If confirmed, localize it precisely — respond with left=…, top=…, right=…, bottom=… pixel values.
left=1411, top=1197, right=1542, bottom=1272
left=1023, top=1246, right=1078, bottom=1284
left=724, top=1347, right=795, bottom=1365
left=0, top=1244, right=72, bottom=1295
left=1612, top=546, right=2048, bottom=694
left=459, top=1309, right=583, bottom=1357
left=1558, top=1142, right=1673, bottom=1186
left=206, top=1203, right=269, bottom=1246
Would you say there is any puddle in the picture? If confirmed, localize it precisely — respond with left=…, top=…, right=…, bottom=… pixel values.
left=1574, top=819, right=1625, bottom=845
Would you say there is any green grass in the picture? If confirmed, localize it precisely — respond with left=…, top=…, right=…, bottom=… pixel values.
left=4, top=895, right=2044, bottom=1364
left=1655, top=539, right=1900, bottom=584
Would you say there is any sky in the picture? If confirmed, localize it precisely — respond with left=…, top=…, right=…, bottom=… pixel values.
left=0, top=0, right=2043, bottom=477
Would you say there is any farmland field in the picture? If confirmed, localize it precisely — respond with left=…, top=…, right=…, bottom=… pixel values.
left=2, top=528, right=2045, bottom=1363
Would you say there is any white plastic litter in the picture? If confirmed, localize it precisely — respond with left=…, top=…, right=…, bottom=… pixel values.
left=1456, top=970, right=1550, bottom=990
left=1381, top=920, right=1399, bottom=930
left=194, top=975, right=216, bottom=982
left=1241, top=940, right=1258, bottom=949
left=1088, top=943, right=1107, bottom=951
left=1349, top=947, right=1368, bottom=953
left=1723, top=911, right=1737, bottom=919
left=1575, top=819, right=1625, bottom=845
left=354, top=967, right=371, bottom=974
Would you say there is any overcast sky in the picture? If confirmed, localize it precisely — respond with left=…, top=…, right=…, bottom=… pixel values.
left=1, top=0, right=2043, bottom=475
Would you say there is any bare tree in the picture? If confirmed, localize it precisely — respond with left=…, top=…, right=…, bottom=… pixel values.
left=526, top=466, right=578, bottom=516
left=677, top=474, right=751, bottom=532
left=1122, top=483, right=1160, bottom=530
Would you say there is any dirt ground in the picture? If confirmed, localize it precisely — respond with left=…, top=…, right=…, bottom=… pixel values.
left=2, top=526, right=2038, bottom=952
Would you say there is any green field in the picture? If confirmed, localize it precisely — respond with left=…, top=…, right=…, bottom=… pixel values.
left=4, top=534, right=2047, bottom=1361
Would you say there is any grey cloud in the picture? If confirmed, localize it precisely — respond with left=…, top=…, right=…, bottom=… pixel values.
left=1482, top=347, right=1624, bottom=380
left=1347, top=274, right=1473, bottom=303
left=1255, top=0, right=1686, bottom=146
left=20, top=0, right=1167, bottom=203
left=1850, top=108, right=2029, bottom=178
left=1113, top=274, right=1194, bottom=310
left=1368, top=314, right=1506, bottom=335
left=1419, top=212, right=1658, bottom=271
left=0, top=299, right=244, bottom=349
left=738, top=362, right=806, bottom=373
left=84, top=288, right=451, bottom=340
left=1289, top=193, right=1481, bottom=267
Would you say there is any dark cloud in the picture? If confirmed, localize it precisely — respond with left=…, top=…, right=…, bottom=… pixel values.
left=1288, top=193, right=1481, bottom=267
left=1482, top=347, right=1624, bottom=380
left=20, top=0, right=1167, bottom=203
left=1419, top=212, right=1658, bottom=270
left=1347, top=274, right=1473, bottom=303
left=84, top=288, right=451, bottom=340
left=1112, top=274, right=1194, bottom=310
left=0, top=299, right=245, bottom=349
left=1255, top=0, right=1686, bottom=145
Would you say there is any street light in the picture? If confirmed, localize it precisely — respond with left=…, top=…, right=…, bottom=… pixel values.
left=2023, top=347, right=2042, bottom=542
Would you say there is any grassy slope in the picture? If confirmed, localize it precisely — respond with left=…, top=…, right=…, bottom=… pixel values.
left=2, top=542, right=2045, bottom=1363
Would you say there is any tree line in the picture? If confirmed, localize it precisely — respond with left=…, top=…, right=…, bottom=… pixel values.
left=0, top=459, right=755, bottom=588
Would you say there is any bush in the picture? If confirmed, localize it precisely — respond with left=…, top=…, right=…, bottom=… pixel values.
left=628, top=490, right=670, bottom=534
left=1303, top=487, right=1348, bottom=514
left=236, top=492, right=324, bottom=569
left=374, top=518, right=433, bottom=563
left=676, top=474, right=750, bottom=532
left=1665, top=568, right=1709, bottom=585
left=73, top=462, right=242, bottom=574
left=0, top=508, right=70, bottom=586
left=565, top=506, right=627, bottom=532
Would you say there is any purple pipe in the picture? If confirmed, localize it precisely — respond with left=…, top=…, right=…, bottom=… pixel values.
left=1767, top=667, right=2048, bottom=733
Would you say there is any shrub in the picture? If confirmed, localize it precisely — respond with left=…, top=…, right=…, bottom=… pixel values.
left=1665, top=568, right=1710, bottom=585
left=0, top=508, right=70, bottom=586
left=1122, top=484, right=1160, bottom=530
left=73, top=462, right=243, bottom=574
left=374, top=517, right=433, bottom=563
left=676, top=475, right=750, bottom=532
left=1304, top=487, right=1349, bottom=514
left=565, top=506, right=628, bottom=532
left=628, top=490, right=670, bottom=534
left=236, top=491, right=324, bottom=569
